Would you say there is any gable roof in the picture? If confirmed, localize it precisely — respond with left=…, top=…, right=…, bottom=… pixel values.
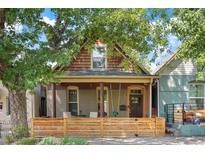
left=153, top=51, right=178, bottom=75
left=114, top=43, right=150, bottom=75
left=56, top=42, right=151, bottom=75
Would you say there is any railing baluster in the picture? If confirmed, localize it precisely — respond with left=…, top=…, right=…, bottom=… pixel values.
left=172, top=104, right=174, bottom=123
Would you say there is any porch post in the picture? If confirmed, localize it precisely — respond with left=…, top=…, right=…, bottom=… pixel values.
left=100, top=82, right=104, bottom=117
left=149, top=79, right=153, bottom=118
left=51, top=83, right=56, bottom=118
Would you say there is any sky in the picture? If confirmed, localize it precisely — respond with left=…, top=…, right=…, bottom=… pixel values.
left=40, top=8, right=182, bottom=72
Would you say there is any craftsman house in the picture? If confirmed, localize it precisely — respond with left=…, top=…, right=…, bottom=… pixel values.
left=30, top=40, right=165, bottom=138
left=45, top=40, right=158, bottom=118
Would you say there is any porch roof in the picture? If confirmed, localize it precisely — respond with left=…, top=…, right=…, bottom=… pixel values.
left=57, top=71, right=158, bottom=83
left=64, top=71, right=154, bottom=76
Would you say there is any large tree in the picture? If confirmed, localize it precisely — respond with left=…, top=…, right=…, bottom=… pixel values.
left=171, top=9, right=205, bottom=79
left=0, top=8, right=168, bottom=137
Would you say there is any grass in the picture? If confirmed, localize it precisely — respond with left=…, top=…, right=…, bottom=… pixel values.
left=40, top=136, right=88, bottom=145
left=18, top=137, right=37, bottom=145
left=60, top=137, right=88, bottom=145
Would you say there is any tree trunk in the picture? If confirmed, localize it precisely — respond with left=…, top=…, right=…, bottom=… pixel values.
left=0, top=8, right=4, bottom=29
left=9, top=90, right=29, bottom=138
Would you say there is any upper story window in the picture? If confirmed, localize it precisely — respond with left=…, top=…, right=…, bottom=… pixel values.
left=92, top=41, right=107, bottom=69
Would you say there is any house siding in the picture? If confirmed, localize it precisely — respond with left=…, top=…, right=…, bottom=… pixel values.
left=0, top=81, right=40, bottom=123
left=160, top=59, right=197, bottom=75
left=158, top=58, right=197, bottom=116
left=63, top=48, right=125, bottom=71
left=47, top=88, right=129, bottom=117
left=158, top=75, right=195, bottom=116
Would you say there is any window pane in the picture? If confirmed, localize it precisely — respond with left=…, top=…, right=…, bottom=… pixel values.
left=69, top=103, right=77, bottom=116
left=130, top=90, right=142, bottom=94
left=189, top=84, right=204, bottom=97
left=68, top=90, right=77, bottom=102
left=189, top=98, right=204, bottom=109
left=92, top=46, right=105, bottom=69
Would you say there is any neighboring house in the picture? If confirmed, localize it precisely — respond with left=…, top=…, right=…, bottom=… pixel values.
left=0, top=81, right=42, bottom=123
left=154, top=52, right=204, bottom=118
left=45, top=40, right=158, bottom=118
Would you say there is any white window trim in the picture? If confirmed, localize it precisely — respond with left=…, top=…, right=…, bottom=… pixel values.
left=91, top=45, right=107, bottom=70
left=67, top=86, right=79, bottom=115
left=96, top=86, right=109, bottom=116
left=188, top=83, right=205, bottom=109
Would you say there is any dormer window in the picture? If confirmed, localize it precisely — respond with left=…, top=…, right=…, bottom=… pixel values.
left=92, top=41, right=107, bottom=69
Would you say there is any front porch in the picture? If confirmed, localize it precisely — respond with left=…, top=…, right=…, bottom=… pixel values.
left=45, top=74, right=157, bottom=118
left=31, top=73, right=166, bottom=138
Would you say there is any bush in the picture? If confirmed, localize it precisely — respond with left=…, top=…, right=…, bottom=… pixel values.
left=5, top=133, right=12, bottom=144
left=40, top=137, right=88, bottom=145
left=60, top=137, right=88, bottom=145
left=18, top=138, right=37, bottom=145
left=41, top=137, right=59, bottom=145
left=13, top=124, right=27, bottom=140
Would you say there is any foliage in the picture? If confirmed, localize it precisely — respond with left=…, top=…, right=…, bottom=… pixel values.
left=60, top=137, right=88, bottom=145
left=18, top=137, right=37, bottom=145
left=5, top=133, right=12, bottom=144
left=12, top=124, right=27, bottom=140
left=0, top=8, right=170, bottom=92
left=41, top=137, right=58, bottom=145
left=39, top=136, right=88, bottom=145
left=170, top=9, right=205, bottom=79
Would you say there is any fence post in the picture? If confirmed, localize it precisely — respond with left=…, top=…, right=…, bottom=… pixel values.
left=155, top=117, right=157, bottom=136
left=63, top=118, right=66, bottom=137
left=182, top=103, right=185, bottom=125
left=100, top=118, right=104, bottom=138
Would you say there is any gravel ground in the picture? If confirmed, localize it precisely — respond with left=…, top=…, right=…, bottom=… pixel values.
left=88, top=136, right=205, bottom=145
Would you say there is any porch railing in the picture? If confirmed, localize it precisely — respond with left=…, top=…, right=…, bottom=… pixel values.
left=31, top=117, right=165, bottom=138
left=165, top=103, right=205, bottom=124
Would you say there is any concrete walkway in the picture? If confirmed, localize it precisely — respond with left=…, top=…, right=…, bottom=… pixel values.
left=88, top=136, right=205, bottom=145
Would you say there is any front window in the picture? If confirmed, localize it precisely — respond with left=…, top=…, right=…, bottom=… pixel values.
left=189, top=84, right=205, bottom=109
left=67, top=87, right=79, bottom=116
left=92, top=45, right=106, bottom=69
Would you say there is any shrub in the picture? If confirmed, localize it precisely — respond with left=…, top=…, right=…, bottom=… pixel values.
left=13, top=124, right=27, bottom=140
left=18, top=138, right=37, bottom=145
left=41, top=137, right=59, bottom=145
left=5, top=133, right=12, bottom=144
left=60, top=137, right=88, bottom=145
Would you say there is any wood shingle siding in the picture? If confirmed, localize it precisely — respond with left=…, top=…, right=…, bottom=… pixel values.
left=63, top=49, right=126, bottom=71
left=66, top=49, right=91, bottom=71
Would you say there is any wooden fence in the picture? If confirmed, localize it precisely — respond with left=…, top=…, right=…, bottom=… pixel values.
left=31, top=117, right=165, bottom=138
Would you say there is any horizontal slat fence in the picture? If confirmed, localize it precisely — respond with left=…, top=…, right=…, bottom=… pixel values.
left=32, top=118, right=165, bottom=138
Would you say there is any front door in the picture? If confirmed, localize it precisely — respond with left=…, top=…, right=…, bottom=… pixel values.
left=129, top=90, right=143, bottom=117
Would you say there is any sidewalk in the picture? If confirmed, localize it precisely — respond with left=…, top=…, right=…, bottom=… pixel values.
left=88, top=136, right=205, bottom=145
